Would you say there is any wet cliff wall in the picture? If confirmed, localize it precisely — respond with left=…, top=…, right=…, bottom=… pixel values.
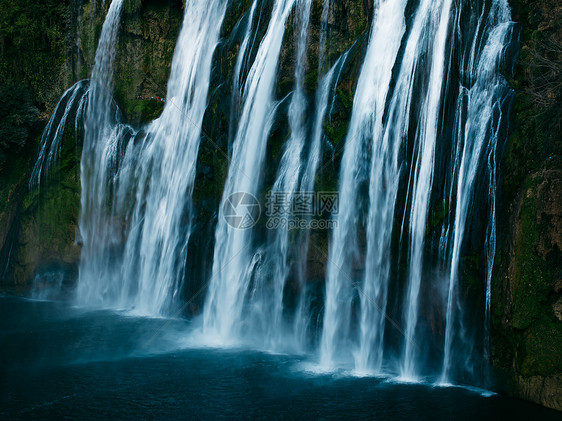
left=493, top=0, right=562, bottom=410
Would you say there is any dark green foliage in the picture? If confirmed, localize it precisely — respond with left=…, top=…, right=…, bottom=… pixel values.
left=0, top=84, right=39, bottom=170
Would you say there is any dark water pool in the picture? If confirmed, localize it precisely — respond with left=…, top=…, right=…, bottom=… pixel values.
left=0, top=296, right=559, bottom=420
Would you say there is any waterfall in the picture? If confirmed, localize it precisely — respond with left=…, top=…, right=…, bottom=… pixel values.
left=400, top=0, right=454, bottom=380
left=30, top=80, right=89, bottom=189
left=202, top=0, right=351, bottom=349
left=203, top=0, right=296, bottom=343
left=76, top=0, right=129, bottom=308
left=28, top=0, right=516, bottom=389
left=320, top=0, right=408, bottom=369
left=293, top=52, right=349, bottom=349
left=116, top=0, right=228, bottom=315
left=76, top=0, right=228, bottom=315
left=483, top=133, right=498, bottom=373
left=242, top=0, right=313, bottom=349
left=314, top=0, right=513, bottom=380
left=440, top=0, right=513, bottom=383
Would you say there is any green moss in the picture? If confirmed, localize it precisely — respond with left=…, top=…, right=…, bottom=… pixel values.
left=502, top=0, right=562, bottom=204
left=519, top=320, right=562, bottom=376
left=324, top=119, right=349, bottom=146
left=493, top=298, right=503, bottom=320
left=15, top=126, right=80, bottom=281
left=0, top=0, right=70, bottom=112
left=510, top=178, right=554, bottom=330
left=112, top=0, right=182, bottom=124
left=349, top=6, right=368, bottom=39
left=315, top=167, right=339, bottom=194
left=128, top=98, right=165, bottom=124
left=0, top=150, right=29, bottom=217
left=425, top=198, right=452, bottom=236
left=123, top=0, right=142, bottom=15
left=304, top=69, right=319, bottom=92
left=337, top=88, right=353, bottom=110
left=492, top=0, right=562, bottom=388
left=75, top=0, right=108, bottom=81
left=221, top=0, right=254, bottom=38
left=502, top=93, right=542, bottom=201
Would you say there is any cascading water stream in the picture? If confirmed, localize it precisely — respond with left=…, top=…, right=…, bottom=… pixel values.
left=77, top=0, right=228, bottom=315
left=30, top=80, right=89, bottom=189
left=116, top=0, right=228, bottom=315
left=318, top=0, right=331, bottom=74
left=320, top=0, right=408, bottom=369
left=77, top=0, right=127, bottom=308
left=293, top=53, right=349, bottom=349
left=229, top=0, right=258, bottom=148
left=400, top=0, right=454, bottom=380
left=244, top=0, right=312, bottom=349
left=203, top=0, right=296, bottom=343
left=483, top=134, right=498, bottom=371
left=359, top=0, right=439, bottom=376
left=313, top=0, right=513, bottom=381
left=440, top=0, right=513, bottom=383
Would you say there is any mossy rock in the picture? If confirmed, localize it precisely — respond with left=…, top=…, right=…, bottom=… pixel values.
left=510, top=176, right=557, bottom=330
left=128, top=98, right=165, bottom=124
left=14, top=127, right=81, bottom=286
left=519, top=320, right=562, bottom=376
left=425, top=198, right=452, bottom=236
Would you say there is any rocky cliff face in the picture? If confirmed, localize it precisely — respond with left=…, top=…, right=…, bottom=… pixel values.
left=113, top=0, right=183, bottom=125
left=493, top=0, right=562, bottom=411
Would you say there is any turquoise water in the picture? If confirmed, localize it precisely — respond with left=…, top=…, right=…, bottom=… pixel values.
left=0, top=297, right=558, bottom=420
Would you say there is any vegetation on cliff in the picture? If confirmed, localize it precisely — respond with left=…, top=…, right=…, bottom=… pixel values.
left=503, top=0, right=561, bottom=199
left=0, top=85, right=38, bottom=170
left=492, top=0, right=562, bottom=410
left=0, top=0, right=72, bottom=113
